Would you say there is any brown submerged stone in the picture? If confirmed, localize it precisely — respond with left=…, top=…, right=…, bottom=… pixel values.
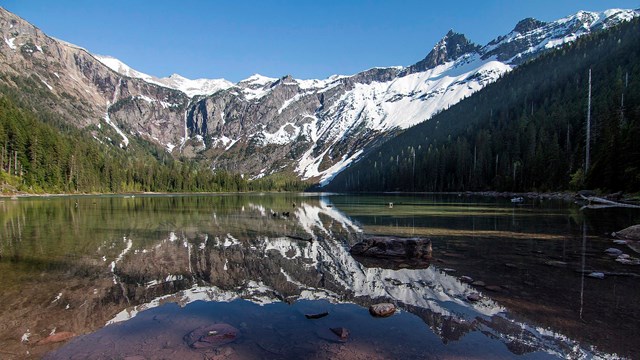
left=37, top=331, right=76, bottom=345
left=330, top=327, right=350, bottom=340
left=184, top=324, right=239, bottom=349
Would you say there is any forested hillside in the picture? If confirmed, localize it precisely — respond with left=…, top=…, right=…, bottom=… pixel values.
left=0, top=87, right=307, bottom=193
left=326, top=18, right=640, bottom=193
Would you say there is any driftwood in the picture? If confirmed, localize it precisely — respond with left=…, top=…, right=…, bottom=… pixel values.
left=579, top=195, right=640, bottom=210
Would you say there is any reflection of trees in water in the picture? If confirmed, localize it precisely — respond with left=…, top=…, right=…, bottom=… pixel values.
left=0, top=195, right=626, bottom=359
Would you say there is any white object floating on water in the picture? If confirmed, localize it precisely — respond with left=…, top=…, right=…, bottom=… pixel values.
left=587, top=272, right=605, bottom=279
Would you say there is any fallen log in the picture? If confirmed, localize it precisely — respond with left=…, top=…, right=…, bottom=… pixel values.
left=580, top=195, right=640, bottom=210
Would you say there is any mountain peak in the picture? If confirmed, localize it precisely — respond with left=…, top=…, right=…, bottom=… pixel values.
left=403, top=30, right=480, bottom=75
left=513, top=18, right=546, bottom=33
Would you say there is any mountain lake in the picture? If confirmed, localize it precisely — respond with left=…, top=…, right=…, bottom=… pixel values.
left=0, top=193, right=639, bottom=359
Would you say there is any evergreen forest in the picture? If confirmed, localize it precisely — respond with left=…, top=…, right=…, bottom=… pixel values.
left=0, top=91, right=308, bottom=193
left=326, top=18, right=640, bottom=193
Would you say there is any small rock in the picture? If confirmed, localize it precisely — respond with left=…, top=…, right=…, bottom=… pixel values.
left=605, top=248, right=623, bottom=256
left=615, top=257, right=640, bottom=265
left=544, top=260, right=568, bottom=267
left=466, top=293, right=481, bottom=302
left=305, top=312, right=329, bottom=319
left=330, top=327, right=350, bottom=340
left=613, top=240, right=628, bottom=245
left=618, top=254, right=631, bottom=260
left=587, top=272, right=605, bottom=279
left=485, top=285, right=502, bottom=292
left=36, top=332, right=75, bottom=345
left=460, top=276, right=474, bottom=284
left=369, top=303, right=396, bottom=317
left=471, top=281, right=486, bottom=287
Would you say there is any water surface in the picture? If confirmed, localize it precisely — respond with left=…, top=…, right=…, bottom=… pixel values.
left=1, top=194, right=638, bottom=359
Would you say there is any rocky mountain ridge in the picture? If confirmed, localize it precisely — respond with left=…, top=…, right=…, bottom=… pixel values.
left=0, top=7, right=637, bottom=184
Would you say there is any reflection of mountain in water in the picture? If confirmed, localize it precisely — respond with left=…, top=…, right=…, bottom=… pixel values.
left=102, top=197, right=601, bottom=359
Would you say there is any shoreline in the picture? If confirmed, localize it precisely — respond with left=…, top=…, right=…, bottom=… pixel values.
left=2, top=190, right=638, bottom=205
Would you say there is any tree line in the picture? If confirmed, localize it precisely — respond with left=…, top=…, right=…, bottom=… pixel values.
left=0, top=93, right=308, bottom=194
left=326, top=17, right=640, bottom=193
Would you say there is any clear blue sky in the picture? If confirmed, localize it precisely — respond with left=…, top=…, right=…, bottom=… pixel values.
left=2, top=0, right=638, bottom=82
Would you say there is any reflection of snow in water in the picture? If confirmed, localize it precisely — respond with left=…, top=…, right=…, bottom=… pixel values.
left=104, top=198, right=611, bottom=359
left=110, top=237, right=133, bottom=284
left=248, top=203, right=267, bottom=217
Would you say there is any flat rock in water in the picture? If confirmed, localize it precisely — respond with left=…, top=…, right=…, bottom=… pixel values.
left=485, top=285, right=503, bottom=292
left=37, top=332, right=75, bottom=345
left=605, top=248, right=623, bottom=256
left=471, top=281, right=486, bottom=287
left=369, top=303, right=396, bottom=317
left=184, top=324, right=238, bottom=349
left=613, top=225, right=640, bottom=241
left=587, top=272, right=605, bottom=279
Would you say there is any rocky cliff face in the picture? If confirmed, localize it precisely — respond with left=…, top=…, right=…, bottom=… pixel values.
left=0, top=7, right=188, bottom=150
left=0, top=7, right=637, bottom=184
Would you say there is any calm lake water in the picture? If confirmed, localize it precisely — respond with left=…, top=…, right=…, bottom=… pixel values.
left=1, top=193, right=639, bottom=359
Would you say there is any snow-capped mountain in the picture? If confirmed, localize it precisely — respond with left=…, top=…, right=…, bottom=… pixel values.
left=0, top=6, right=637, bottom=185
left=95, top=55, right=234, bottom=97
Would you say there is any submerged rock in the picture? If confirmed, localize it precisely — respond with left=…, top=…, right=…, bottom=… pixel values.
left=36, top=331, right=75, bottom=345
left=369, top=303, right=396, bottom=317
left=330, top=327, right=350, bottom=340
left=350, top=236, right=432, bottom=259
left=605, top=248, right=624, bottom=256
left=184, top=324, right=238, bottom=349
left=613, top=225, right=640, bottom=241
left=587, top=272, right=605, bottom=279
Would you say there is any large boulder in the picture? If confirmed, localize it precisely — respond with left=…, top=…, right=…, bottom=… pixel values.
left=613, top=225, right=640, bottom=241
left=350, top=236, right=432, bottom=259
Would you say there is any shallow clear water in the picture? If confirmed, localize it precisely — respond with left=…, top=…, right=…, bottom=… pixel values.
left=1, top=193, right=639, bottom=359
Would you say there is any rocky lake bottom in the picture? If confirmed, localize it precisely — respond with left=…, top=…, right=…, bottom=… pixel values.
left=1, top=193, right=639, bottom=359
